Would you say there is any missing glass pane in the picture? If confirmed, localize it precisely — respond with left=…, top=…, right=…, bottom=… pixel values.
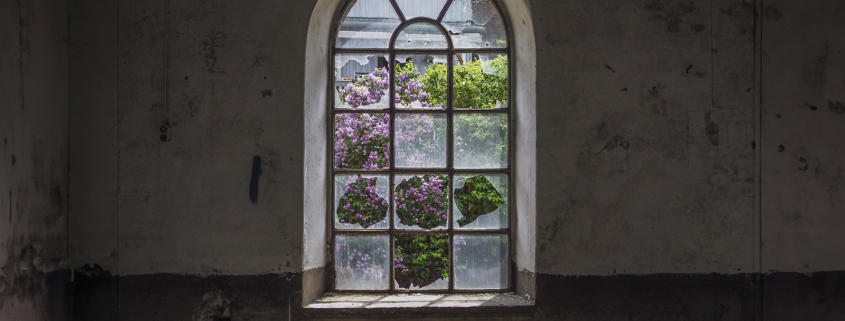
left=394, top=233, right=450, bottom=290
left=335, top=53, right=390, bottom=109
left=334, top=113, right=391, bottom=170
left=394, top=54, right=447, bottom=109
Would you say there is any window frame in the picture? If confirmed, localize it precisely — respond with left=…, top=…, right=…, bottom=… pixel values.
left=327, top=0, right=516, bottom=294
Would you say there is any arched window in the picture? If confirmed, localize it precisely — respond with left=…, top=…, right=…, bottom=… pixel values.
left=330, top=0, right=512, bottom=292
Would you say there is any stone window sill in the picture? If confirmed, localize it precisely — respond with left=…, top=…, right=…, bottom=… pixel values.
left=304, top=292, right=534, bottom=317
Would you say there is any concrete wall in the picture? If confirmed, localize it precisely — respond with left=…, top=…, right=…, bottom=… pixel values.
left=0, top=0, right=69, bottom=320
left=534, top=0, right=756, bottom=275
left=61, top=0, right=845, bottom=320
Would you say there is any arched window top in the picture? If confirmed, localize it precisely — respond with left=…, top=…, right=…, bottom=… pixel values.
left=336, top=0, right=508, bottom=49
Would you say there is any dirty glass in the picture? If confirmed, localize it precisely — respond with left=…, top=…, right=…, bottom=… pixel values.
left=335, top=234, right=391, bottom=290
left=394, top=22, right=449, bottom=49
left=394, top=54, right=448, bottom=109
left=453, top=53, right=509, bottom=109
left=335, top=174, right=390, bottom=230
left=395, top=114, right=447, bottom=168
left=335, top=53, right=390, bottom=109
left=453, top=174, right=508, bottom=229
left=454, top=113, right=508, bottom=169
left=453, top=234, right=508, bottom=289
left=395, top=0, right=449, bottom=20
left=394, top=174, right=449, bottom=230
left=394, top=233, right=450, bottom=290
left=336, top=0, right=402, bottom=48
left=442, top=0, right=507, bottom=49
left=334, top=113, right=391, bottom=170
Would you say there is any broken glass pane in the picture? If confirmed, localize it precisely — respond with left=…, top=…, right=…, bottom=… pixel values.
left=454, top=234, right=508, bottom=289
left=454, top=113, right=508, bottom=169
left=453, top=174, right=508, bottom=229
left=335, top=53, right=390, bottom=109
left=335, top=234, right=390, bottom=290
left=336, top=0, right=402, bottom=48
left=394, top=174, right=449, bottom=230
left=334, top=113, right=391, bottom=170
left=394, top=22, right=449, bottom=49
left=335, top=174, right=390, bottom=230
left=394, top=233, right=450, bottom=290
left=442, top=0, right=507, bottom=49
left=453, top=53, right=508, bottom=109
left=395, top=54, right=447, bottom=109
left=395, top=0, right=448, bottom=20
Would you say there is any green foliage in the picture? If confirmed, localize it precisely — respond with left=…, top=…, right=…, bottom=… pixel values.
left=419, top=62, right=447, bottom=107
left=394, top=234, right=449, bottom=289
left=417, top=54, right=509, bottom=109
left=453, top=55, right=509, bottom=109
left=454, top=175, right=505, bottom=227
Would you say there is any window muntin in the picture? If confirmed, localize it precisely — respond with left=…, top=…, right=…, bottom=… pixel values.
left=332, top=0, right=511, bottom=292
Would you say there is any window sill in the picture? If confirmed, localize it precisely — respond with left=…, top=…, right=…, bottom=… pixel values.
left=303, top=292, right=534, bottom=319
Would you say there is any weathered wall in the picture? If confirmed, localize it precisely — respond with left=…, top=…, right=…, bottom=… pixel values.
left=0, top=0, right=69, bottom=319
left=114, top=0, right=311, bottom=276
left=63, top=0, right=845, bottom=320
left=535, top=0, right=755, bottom=275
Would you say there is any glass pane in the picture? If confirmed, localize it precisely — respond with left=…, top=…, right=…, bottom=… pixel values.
left=394, top=174, right=449, bottom=230
left=454, top=113, right=508, bottom=169
left=335, top=174, right=390, bottom=230
left=454, top=234, right=508, bottom=290
left=453, top=53, right=508, bottom=109
left=335, top=234, right=390, bottom=290
left=395, top=0, right=448, bottom=20
left=394, top=22, right=449, bottom=49
left=335, top=53, right=390, bottom=109
left=394, top=233, right=450, bottom=290
left=336, top=0, right=402, bottom=48
left=453, top=174, right=508, bottom=229
left=395, top=114, right=447, bottom=168
left=395, top=54, right=447, bottom=109
left=442, top=0, right=507, bottom=49
left=334, top=113, right=391, bottom=170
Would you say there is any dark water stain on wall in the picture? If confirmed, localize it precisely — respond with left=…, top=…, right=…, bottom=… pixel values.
left=828, top=101, right=845, bottom=114
left=202, top=29, right=227, bottom=73
left=705, top=111, right=720, bottom=146
left=639, top=0, right=704, bottom=34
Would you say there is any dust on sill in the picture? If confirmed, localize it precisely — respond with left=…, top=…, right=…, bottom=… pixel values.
left=305, top=292, right=534, bottom=309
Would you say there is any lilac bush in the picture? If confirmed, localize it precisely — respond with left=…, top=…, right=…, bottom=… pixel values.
left=339, top=67, right=389, bottom=108
left=395, top=61, right=443, bottom=109
left=334, top=113, right=390, bottom=169
left=395, top=174, right=449, bottom=229
left=337, top=176, right=389, bottom=228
